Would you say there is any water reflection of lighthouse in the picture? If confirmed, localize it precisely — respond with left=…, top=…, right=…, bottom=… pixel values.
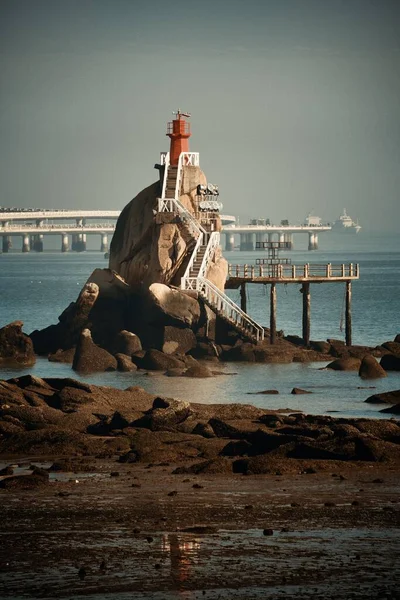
left=161, top=534, right=201, bottom=583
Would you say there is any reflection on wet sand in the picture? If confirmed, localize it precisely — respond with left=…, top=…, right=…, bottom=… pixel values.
left=161, top=534, right=201, bottom=584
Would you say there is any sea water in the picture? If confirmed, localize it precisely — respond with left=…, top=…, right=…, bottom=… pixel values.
left=0, top=232, right=399, bottom=418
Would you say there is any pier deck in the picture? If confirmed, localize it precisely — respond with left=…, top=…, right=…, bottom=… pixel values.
left=226, top=263, right=359, bottom=347
left=226, top=263, right=359, bottom=288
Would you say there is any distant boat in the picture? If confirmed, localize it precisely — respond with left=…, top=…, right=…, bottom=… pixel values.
left=332, top=209, right=361, bottom=234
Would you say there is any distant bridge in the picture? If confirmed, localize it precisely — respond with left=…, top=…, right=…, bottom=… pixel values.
left=0, top=209, right=236, bottom=253
left=0, top=209, right=329, bottom=253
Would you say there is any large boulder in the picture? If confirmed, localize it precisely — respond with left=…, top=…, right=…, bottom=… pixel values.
left=0, top=321, right=36, bottom=366
left=137, top=349, right=185, bottom=371
left=147, top=283, right=201, bottom=327
left=143, top=397, right=193, bottom=431
left=325, top=357, right=362, bottom=371
left=365, top=390, right=400, bottom=404
left=359, top=355, right=387, bottom=379
left=381, top=341, right=400, bottom=356
left=111, top=330, right=142, bottom=356
left=115, top=353, right=138, bottom=372
left=30, top=282, right=99, bottom=354
left=380, top=354, right=400, bottom=371
left=161, top=326, right=197, bottom=355
left=380, top=404, right=400, bottom=415
left=184, top=363, right=214, bottom=378
left=72, top=329, right=117, bottom=373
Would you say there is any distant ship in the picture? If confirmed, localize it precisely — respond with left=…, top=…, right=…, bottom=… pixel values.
left=332, top=209, right=361, bottom=233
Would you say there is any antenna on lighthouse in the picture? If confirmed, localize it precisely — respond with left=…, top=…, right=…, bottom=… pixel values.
left=173, top=109, right=191, bottom=119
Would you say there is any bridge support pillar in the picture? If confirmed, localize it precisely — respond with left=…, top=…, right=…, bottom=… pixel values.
left=239, top=234, right=247, bottom=251
left=284, top=233, right=293, bottom=249
left=100, top=233, right=108, bottom=253
left=73, top=233, right=86, bottom=252
left=278, top=232, right=285, bottom=245
left=256, top=233, right=266, bottom=249
left=33, top=234, right=44, bottom=252
left=268, top=233, right=273, bottom=243
left=270, top=283, right=277, bottom=345
left=345, top=281, right=352, bottom=347
left=302, top=283, right=311, bottom=346
left=2, top=235, right=11, bottom=253
left=308, top=232, right=318, bottom=250
left=22, top=234, right=30, bottom=253
left=246, top=233, right=255, bottom=251
left=225, top=233, right=235, bottom=252
left=61, top=234, right=69, bottom=252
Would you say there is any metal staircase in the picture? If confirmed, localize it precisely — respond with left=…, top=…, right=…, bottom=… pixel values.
left=157, top=152, right=264, bottom=343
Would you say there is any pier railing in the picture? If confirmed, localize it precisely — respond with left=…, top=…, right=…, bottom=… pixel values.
left=228, top=263, right=359, bottom=280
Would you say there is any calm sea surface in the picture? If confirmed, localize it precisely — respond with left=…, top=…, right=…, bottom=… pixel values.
left=1, top=231, right=399, bottom=418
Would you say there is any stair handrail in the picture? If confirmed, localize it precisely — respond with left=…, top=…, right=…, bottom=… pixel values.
left=170, top=197, right=207, bottom=237
left=174, top=153, right=183, bottom=199
left=161, top=152, right=170, bottom=198
left=181, top=232, right=204, bottom=288
left=185, top=276, right=264, bottom=342
left=197, top=231, right=220, bottom=279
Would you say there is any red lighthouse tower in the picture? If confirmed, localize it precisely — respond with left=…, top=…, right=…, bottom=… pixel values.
left=167, top=109, right=191, bottom=165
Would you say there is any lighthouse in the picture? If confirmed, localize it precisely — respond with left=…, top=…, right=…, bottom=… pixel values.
left=166, top=109, right=191, bottom=165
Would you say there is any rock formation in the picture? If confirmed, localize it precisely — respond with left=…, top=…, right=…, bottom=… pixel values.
left=0, top=321, right=36, bottom=367
left=108, top=166, right=227, bottom=292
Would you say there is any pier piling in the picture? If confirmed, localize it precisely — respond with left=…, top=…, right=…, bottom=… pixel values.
left=345, top=281, right=352, bottom=346
left=270, top=283, right=277, bottom=344
left=240, top=283, right=247, bottom=313
left=302, top=283, right=311, bottom=345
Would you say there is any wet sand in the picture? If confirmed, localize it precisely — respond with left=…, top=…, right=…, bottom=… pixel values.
left=1, top=458, right=399, bottom=599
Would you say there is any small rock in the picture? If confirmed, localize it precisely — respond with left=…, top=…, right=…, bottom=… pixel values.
left=291, top=387, right=312, bottom=395
left=168, top=490, right=178, bottom=497
left=263, top=529, right=274, bottom=536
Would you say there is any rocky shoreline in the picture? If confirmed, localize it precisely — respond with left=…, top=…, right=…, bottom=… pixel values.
left=0, top=375, right=399, bottom=598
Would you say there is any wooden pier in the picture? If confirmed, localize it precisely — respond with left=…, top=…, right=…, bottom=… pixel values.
left=226, top=263, right=359, bottom=346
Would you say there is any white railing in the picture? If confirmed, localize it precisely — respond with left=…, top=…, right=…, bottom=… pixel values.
left=181, top=233, right=204, bottom=287
left=2, top=223, right=116, bottom=231
left=157, top=197, right=205, bottom=239
left=173, top=152, right=201, bottom=199
left=160, top=152, right=170, bottom=198
left=180, top=152, right=200, bottom=167
left=160, top=152, right=169, bottom=166
left=228, top=263, right=360, bottom=280
left=197, top=231, right=220, bottom=278
left=185, top=276, right=264, bottom=342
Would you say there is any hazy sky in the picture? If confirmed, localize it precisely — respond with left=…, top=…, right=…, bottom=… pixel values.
left=1, top=0, right=399, bottom=231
